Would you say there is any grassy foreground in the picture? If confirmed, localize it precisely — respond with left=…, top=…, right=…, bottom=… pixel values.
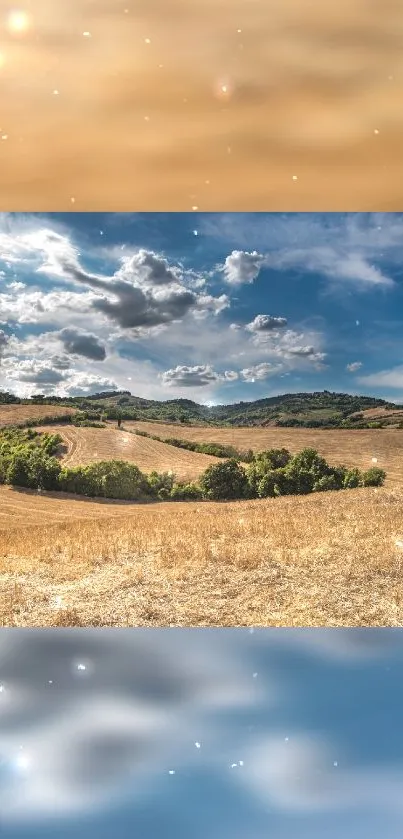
left=2, top=485, right=403, bottom=627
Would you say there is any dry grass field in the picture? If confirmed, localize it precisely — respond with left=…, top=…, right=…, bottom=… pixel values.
left=0, top=404, right=76, bottom=427
left=126, top=422, right=403, bottom=489
left=2, top=413, right=403, bottom=628
left=2, top=485, right=403, bottom=628
left=34, top=423, right=220, bottom=481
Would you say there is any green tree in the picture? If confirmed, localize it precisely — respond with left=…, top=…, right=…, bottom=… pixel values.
left=199, top=458, right=249, bottom=500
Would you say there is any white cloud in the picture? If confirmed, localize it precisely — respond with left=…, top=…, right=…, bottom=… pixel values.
left=357, top=366, right=403, bottom=389
left=160, top=364, right=238, bottom=388
left=240, top=363, right=281, bottom=382
left=221, top=250, right=265, bottom=285
left=346, top=361, right=363, bottom=372
left=245, top=314, right=288, bottom=332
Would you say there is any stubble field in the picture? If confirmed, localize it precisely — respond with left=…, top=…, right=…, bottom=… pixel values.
left=1, top=415, right=403, bottom=628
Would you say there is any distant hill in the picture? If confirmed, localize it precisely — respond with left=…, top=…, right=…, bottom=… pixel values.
left=1, top=388, right=403, bottom=429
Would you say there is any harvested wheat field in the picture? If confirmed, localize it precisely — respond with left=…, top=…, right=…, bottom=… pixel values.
left=0, top=404, right=76, bottom=427
left=2, top=485, right=403, bottom=627
left=34, top=423, right=220, bottom=480
left=126, top=422, right=403, bottom=489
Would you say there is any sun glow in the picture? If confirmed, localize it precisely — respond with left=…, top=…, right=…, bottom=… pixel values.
left=6, top=10, right=31, bottom=34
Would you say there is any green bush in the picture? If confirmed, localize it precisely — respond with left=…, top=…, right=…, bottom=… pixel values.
left=361, top=467, right=386, bottom=487
left=58, top=460, right=151, bottom=500
left=146, top=470, right=175, bottom=500
left=312, top=474, right=339, bottom=492
left=170, top=481, right=203, bottom=501
left=343, top=468, right=362, bottom=488
left=199, top=458, right=249, bottom=500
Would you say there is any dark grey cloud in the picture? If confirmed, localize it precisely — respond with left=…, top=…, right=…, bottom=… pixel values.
left=245, top=314, right=288, bottom=332
left=16, top=366, right=67, bottom=384
left=58, top=327, right=106, bottom=361
left=36, top=241, right=218, bottom=331
left=92, top=283, right=197, bottom=329
left=50, top=354, right=72, bottom=370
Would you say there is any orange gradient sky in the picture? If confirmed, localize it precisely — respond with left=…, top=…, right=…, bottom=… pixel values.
left=0, top=0, right=402, bottom=210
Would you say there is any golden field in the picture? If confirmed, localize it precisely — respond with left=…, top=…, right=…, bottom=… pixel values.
left=126, top=421, right=403, bottom=488
left=2, top=414, right=403, bottom=627
left=34, top=423, right=220, bottom=480
left=2, top=485, right=403, bottom=627
left=0, top=404, right=76, bottom=427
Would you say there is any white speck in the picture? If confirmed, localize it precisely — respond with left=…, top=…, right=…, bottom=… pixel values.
left=144, top=115, right=150, bottom=121
left=249, top=627, right=255, bottom=634
left=374, top=129, right=379, bottom=134
left=193, top=230, right=198, bottom=236
left=292, top=175, right=298, bottom=180
left=253, top=672, right=258, bottom=678
left=239, top=760, right=244, bottom=766
left=51, top=595, right=63, bottom=609
left=1, top=134, right=8, bottom=140
left=355, top=320, right=360, bottom=326
left=53, top=89, right=59, bottom=96
left=0, top=684, right=4, bottom=692
left=231, top=763, right=238, bottom=768
left=195, top=742, right=201, bottom=749
left=70, top=197, right=75, bottom=203
left=333, top=761, right=338, bottom=767
left=237, top=29, right=242, bottom=33
left=77, top=663, right=86, bottom=671
left=395, top=540, right=403, bottom=549
left=285, top=737, right=289, bottom=742
left=145, top=38, right=151, bottom=44
left=83, top=31, right=91, bottom=38
left=192, top=205, right=198, bottom=211
left=158, top=64, right=164, bottom=68
left=371, top=457, right=378, bottom=463
left=168, top=769, right=175, bottom=775
left=48, top=680, right=53, bottom=684
left=100, top=230, right=104, bottom=235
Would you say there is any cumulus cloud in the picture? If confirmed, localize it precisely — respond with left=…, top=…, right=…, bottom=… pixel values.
left=58, top=327, right=106, bottom=361
left=245, top=314, right=288, bottom=332
left=346, top=361, right=363, bottom=372
left=160, top=364, right=238, bottom=388
left=240, top=363, right=281, bottom=382
left=3, top=358, right=68, bottom=385
left=222, top=250, right=264, bottom=285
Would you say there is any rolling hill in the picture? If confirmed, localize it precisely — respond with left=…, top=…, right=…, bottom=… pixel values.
left=2, top=389, right=402, bottom=428
left=34, top=423, right=221, bottom=481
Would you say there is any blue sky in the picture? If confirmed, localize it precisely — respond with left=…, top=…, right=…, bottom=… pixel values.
left=0, top=212, right=403, bottom=404
left=2, top=628, right=403, bottom=839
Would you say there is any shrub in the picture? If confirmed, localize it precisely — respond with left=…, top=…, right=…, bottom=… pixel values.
left=312, top=474, right=339, bottom=492
left=170, top=481, right=203, bottom=500
left=146, top=470, right=175, bottom=500
left=361, top=467, right=386, bottom=487
left=343, top=468, right=361, bottom=488
left=199, top=458, right=249, bottom=500
left=58, top=460, right=151, bottom=500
